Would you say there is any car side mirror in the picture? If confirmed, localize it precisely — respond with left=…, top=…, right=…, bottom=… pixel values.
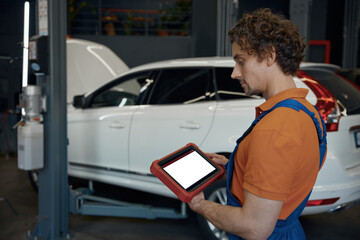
left=73, top=95, right=85, bottom=108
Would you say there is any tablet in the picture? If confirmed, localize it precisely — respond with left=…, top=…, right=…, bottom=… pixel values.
left=150, top=143, right=225, bottom=202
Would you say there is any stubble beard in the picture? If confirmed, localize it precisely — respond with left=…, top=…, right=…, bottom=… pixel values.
left=244, top=84, right=261, bottom=97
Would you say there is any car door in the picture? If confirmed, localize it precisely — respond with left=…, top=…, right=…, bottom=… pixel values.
left=128, top=68, right=217, bottom=174
left=201, top=67, right=264, bottom=154
left=68, top=71, right=153, bottom=171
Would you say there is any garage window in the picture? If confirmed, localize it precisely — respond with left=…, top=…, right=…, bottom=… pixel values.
left=68, top=0, right=192, bottom=36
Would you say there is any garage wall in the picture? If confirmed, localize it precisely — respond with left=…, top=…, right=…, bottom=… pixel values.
left=237, top=0, right=290, bottom=17
left=72, top=0, right=217, bottom=68
left=0, top=0, right=34, bottom=155
left=308, top=0, right=328, bottom=63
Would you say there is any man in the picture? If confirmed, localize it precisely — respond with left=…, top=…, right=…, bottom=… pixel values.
left=188, top=8, right=327, bottom=240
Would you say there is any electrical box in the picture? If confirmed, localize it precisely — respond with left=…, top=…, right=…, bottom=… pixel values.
left=17, top=122, right=44, bottom=170
left=29, top=35, right=48, bottom=74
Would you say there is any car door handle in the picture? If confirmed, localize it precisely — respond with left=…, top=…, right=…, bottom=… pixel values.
left=109, top=122, right=125, bottom=129
left=180, top=121, right=200, bottom=129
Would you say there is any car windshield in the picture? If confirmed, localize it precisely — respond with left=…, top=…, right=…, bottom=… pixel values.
left=302, top=68, right=360, bottom=115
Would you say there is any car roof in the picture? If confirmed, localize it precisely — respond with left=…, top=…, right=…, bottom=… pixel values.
left=128, top=56, right=341, bottom=73
left=130, top=57, right=235, bottom=71
left=85, top=57, right=341, bottom=98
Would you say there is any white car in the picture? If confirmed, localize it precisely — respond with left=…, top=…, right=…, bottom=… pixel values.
left=64, top=56, right=360, bottom=239
left=29, top=54, right=360, bottom=240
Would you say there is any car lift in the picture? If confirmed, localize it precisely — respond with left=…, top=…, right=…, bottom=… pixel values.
left=68, top=183, right=187, bottom=220
left=20, top=2, right=187, bottom=239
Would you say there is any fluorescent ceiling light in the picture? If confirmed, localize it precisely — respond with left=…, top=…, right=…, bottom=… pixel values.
left=22, top=1, right=30, bottom=88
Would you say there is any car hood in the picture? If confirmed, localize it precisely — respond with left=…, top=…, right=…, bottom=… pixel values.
left=66, top=38, right=129, bottom=104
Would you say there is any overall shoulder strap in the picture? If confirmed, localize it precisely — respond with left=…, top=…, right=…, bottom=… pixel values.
left=265, top=99, right=327, bottom=168
left=234, top=98, right=327, bottom=168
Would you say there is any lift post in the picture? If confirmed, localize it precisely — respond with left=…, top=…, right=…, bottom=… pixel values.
left=26, top=1, right=186, bottom=239
left=27, top=0, right=69, bottom=239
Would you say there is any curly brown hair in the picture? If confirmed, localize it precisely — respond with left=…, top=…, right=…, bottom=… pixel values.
left=228, top=8, right=306, bottom=76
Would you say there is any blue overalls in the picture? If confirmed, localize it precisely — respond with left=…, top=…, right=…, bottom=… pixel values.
left=225, top=99, right=327, bottom=240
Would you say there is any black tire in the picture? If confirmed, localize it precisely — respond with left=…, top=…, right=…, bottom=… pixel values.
left=196, top=178, right=228, bottom=240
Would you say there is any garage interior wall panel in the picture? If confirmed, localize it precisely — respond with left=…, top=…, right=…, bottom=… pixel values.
left=71, top=0, right=218, bottom=67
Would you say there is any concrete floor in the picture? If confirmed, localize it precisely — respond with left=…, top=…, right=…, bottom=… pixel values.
left=1, top=156, right=360, bottom=240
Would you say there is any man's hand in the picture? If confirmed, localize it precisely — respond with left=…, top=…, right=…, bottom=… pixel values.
left=188, top=191, right=205, bottom=213
left=206, top=153, right=228, bottom=166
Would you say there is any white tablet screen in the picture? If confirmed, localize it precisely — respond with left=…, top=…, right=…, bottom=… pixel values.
left=163, top=151, right=216, bottom=189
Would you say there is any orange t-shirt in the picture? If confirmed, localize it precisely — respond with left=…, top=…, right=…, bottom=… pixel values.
left=230, top=88, right=326, bottom=220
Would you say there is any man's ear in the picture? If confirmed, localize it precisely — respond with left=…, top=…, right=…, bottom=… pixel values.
left=266, top=46, right=276, bottom=66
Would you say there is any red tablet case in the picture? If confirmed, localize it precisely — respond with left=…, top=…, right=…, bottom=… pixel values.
left=150, top=143, right=225, bottom=203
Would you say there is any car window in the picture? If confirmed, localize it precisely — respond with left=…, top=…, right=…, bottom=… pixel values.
left=214, top=67, right=262, bottom=100
left=148, top=68, right=213, bottom=104
left=302, top=68, right=360, bottom=115
left=89, top=71, right=153, bottom=108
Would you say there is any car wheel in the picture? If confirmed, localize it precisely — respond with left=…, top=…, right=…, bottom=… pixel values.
left=28, top=170, right=39, bottom=192
left=196, top=178, right=228, bottom=240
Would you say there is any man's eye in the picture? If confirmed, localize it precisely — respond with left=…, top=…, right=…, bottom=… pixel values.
left=238, top=61, right=244, bottom=66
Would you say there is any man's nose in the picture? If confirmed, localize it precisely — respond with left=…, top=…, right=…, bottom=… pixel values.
left=231, top=66, right=241, bottom=79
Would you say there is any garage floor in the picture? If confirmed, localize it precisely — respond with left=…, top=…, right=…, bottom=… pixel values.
left=1, top=156, right=359, bottom=240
